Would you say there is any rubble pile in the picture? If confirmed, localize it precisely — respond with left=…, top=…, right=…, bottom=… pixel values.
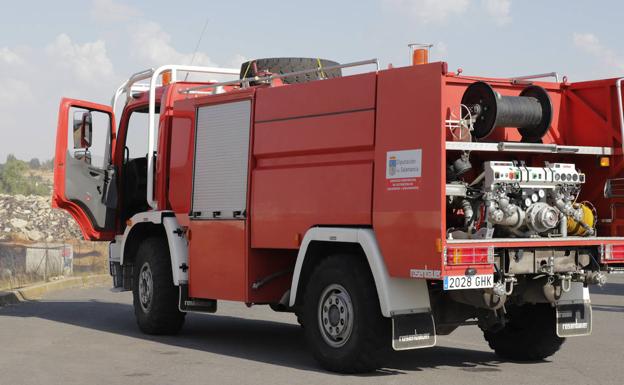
left=0, top=194, right=82, bottom=242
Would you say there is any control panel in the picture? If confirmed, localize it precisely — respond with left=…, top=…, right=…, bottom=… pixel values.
left=484, top=161, right=585, bottom=191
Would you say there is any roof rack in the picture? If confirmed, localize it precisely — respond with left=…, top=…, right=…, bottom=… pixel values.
left=179, top=58, right=379, bottom=95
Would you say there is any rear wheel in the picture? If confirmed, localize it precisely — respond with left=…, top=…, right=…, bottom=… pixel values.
left=133, top=237, right=185, bottom=335
left=302, top=255, right=390, bottom=373
left=482, top=303, right=564, bottom=361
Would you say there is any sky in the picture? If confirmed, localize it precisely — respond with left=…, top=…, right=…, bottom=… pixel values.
left=0, top=0, right=623, bottom=161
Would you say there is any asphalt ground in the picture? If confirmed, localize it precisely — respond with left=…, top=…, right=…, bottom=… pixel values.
left=1, top=276, right=624, bottom=385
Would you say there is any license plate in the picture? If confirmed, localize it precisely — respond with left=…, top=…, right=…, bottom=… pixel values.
left=443, top=274, right=493, bottom=290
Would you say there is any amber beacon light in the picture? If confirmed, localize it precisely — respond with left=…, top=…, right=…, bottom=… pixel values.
left=409, top=43, right=433, bottom=65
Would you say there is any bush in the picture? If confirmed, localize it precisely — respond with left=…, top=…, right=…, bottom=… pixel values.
left=0, top=155, right=51, bottom=196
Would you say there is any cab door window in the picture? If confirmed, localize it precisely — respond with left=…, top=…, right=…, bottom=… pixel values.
left=68, top=108, right=112, bottom=169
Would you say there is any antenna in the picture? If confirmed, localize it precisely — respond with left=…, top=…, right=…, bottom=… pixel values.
left=184, top=17, right=210, bottom=81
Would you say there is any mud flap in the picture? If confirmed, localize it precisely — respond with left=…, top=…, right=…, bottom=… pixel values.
left=391, top=311, right=436, bottom=350
left=556, top=283, right=592, bottom=337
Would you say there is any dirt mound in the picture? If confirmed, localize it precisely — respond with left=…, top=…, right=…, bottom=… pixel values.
left=0, top=194, right=82, bottom=242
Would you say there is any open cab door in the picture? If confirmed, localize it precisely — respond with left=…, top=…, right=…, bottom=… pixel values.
left=53, top=98, right=118, bottom=241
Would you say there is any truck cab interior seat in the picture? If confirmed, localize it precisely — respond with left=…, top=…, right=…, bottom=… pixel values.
left=122, top=156, right=148, bottom=220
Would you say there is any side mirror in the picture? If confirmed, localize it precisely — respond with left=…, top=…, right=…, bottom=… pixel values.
left=73, top=111, right=93, bottom=149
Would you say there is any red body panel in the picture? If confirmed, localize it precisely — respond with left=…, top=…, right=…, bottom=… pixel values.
left=252, top=162, right=374, bottom=248
left=168, top=97, right=195, bottom=214
left=254, top=72, right=377, bottom=121
left=250, top=73, right=377, bottom=249
left=188, top=220, right=247, bottom=301
left=253, top=110, right=375, bottom=156
left=372, top=64, right=446, bottom=278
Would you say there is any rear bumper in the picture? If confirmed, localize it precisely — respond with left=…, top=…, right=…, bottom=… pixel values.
left=442, top=237, right=624, bottom=276
left=449, top=237, right=624, bottom=263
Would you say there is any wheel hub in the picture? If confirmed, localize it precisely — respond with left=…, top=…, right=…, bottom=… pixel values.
left=138, top=262, right=153, bottom=312
left=318, top=284, right=354, bottom=348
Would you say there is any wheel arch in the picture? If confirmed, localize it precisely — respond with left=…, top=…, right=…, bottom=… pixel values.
left=121, top=222, right=166, bottom=267
left=292, top=240, right=365, bottom=309
left=289, top=227, right=431, bottom=318
left=120, top=211, right=188, bottom=286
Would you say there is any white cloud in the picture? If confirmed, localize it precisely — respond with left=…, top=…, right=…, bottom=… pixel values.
left=0, top=47, right=24, bottom=65
left=383, top=0, right=513, bottom=25
left=573, top=32, right=624, bottom=72
left=45, top=34, right=114, bottom=83
left=382, top=0, right=470, bottom=23
left=91, top=0, right=140, bottom=23
left=435, top=42, right=449, bottom=58
left=228, top=53, right=248, bottom=69
left=482, top=0, right=511, bottom=25
left=0, top=78, right=33, bottom=104
left=131, top=21, right=217, bottom=68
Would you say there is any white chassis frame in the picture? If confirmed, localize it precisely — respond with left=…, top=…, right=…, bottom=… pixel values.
left=112, top=211, right=189, bottom=285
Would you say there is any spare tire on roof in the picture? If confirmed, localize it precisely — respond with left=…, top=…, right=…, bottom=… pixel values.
left=239, top=57, right=341, bottom=84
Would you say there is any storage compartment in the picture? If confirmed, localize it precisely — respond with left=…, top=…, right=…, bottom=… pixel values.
left=442, top=75, right=624, bottom=242
left=444, top=146, right=609, bottom=241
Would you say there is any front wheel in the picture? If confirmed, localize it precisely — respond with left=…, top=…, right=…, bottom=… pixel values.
left=482, top=303, right=564, bottom=361
left=132, top=237, right=185, bottom=335
left=302, top=255, right=390, bottom=373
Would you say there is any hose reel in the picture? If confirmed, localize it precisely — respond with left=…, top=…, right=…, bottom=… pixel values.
left=461, top=81, right=553, bottom=142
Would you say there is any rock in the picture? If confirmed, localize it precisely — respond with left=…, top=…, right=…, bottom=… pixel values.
left=12, top=232, right=29, bottom=242
left=0, top=194, right=82, bottom=241
left=10, top=218, right=28, bottom=228
left=26, top=229, right=44, bottom=241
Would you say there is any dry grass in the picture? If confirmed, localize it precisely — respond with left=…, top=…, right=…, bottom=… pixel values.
left=0, top=240, right=108, bottom=291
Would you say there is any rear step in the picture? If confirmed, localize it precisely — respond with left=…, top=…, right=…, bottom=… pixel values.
left=178, top=284, right=217, bottom=313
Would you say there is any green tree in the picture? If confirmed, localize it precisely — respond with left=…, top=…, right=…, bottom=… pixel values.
left=0, top=155, right=51, bottom=196
left=0, top=157, right=29, bottom=194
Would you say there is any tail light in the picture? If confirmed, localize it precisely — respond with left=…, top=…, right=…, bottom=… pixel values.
left=445, top=246, right=494, bottom=265
left=604, top=244, right=624, bottom=261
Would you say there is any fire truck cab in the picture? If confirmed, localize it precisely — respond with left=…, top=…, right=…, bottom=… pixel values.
left=53, top=55, right=624, bottom=373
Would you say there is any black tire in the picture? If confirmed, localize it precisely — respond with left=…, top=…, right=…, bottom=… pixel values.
left=302, top=255, right=390, bottom=373
left=133, top=237, right=185, bottom=335
left=239, top=57, right=341, bottom=84
left=482, top=303, right=564, bottom=361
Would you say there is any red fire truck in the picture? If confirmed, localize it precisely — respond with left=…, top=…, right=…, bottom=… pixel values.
left=53, top=52, right=624, bottom=373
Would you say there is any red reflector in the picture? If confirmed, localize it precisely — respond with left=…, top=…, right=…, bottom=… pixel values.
left=605, top=244, right=624, bottom=260
left=446, top=246, right=494, bottom=265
